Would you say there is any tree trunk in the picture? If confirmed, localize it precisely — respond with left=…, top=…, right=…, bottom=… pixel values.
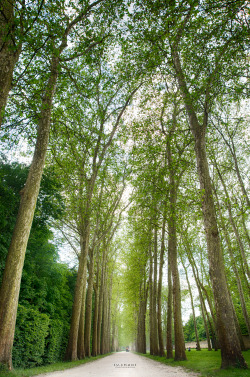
left=172, top=47, right=247, bottom=369
left=107, top=274, right=113, bottom=353
left=214, top=191, right=250, bottom=340
left=216, top=165, right=250, bottom=281
left=92, top=257, right=100, bottom=356
left=0, top=0, right=21, bottom=127
left=157, top=218, right=166, bottom=356
left=97, top=249, right=106, bottom=355
left=149, top=239, right=158, bottom=355
left=166, top=243, right=173, bottom=359
left=199, top=294, right=212, bottom=351
left=84, top=248, right=95, bottom=357
left=0, top=57, right=58, bottom=369
left=181, top=258, right=201, bottom=351
left=77, top=264, right=87, bottom=359
left=184, top=239, right=219, bottom=350
left=167, top=145, right=186, bottom=361
left=153, top=226, right=159, bottom=355
left=65, top=219, right=91, bottom=361
left=136, top=280, right=148, bottom=354
left=217, top=125, right=250, bottom=208
left=101, top=265, right=108, bottom=354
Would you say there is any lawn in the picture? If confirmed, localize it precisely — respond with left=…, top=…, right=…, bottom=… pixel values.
left=139, top=349, right=250, bottom=377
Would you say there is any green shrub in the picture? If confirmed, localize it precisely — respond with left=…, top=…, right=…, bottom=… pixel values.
left=44, top=319, right=67, bottom=364
left=13, top=305, right=50, bottom=368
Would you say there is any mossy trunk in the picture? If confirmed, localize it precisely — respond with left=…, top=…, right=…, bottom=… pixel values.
left=0, top=0, right=21, bottom=127
left=0, top=57, right=58, bottom=369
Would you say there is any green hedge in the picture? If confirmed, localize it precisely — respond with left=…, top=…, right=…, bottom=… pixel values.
left=44, top=319, right=68, bottom=364
left=13, top=305, right=50, bottom=368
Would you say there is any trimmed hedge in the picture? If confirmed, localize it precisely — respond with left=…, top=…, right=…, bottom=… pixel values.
left=13, top=305, right=50, bottom=368
left=44, top=319, right=68, bottom=364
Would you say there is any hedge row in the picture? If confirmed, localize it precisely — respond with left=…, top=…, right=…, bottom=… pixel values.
left=13, top=305, right=68, bottom=368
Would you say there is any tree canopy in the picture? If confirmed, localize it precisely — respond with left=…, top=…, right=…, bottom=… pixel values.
left=0, top=0, right=249, bottom=371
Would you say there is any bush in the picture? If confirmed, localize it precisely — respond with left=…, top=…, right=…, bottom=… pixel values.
left=44, top=319, right=68, bottom=364
left=13, top=305, right=50, bottom=368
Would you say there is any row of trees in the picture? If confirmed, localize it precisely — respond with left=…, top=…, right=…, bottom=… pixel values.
left=118, top=0, right=249, bottom=369
left=0, top=159, right=123, bottom=367
left=0, top=0, right=249, bottom=371
left=120, top=79, right=249, bottom=362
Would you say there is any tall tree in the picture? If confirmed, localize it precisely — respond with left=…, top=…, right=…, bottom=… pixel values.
left=0, top=1, right=115, bottom=368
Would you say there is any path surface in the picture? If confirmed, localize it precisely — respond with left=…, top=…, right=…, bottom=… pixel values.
left=37, top=352, right=200, bottom=377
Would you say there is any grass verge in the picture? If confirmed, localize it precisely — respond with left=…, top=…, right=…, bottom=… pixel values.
left=137, top=349, right=250, bottom=377
left=0, top=354, right=111, bottom=377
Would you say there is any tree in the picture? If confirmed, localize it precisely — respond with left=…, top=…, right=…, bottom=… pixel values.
left=124, top=0, right=248, bottom=368
left=0, top=1, right=118, bottom=368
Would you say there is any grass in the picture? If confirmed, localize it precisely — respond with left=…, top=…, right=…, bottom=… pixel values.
left=138, top=349, right=250, bottom=377
left=0, top=354, right=110, bottom=377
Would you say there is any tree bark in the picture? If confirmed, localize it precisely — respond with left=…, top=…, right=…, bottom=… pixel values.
left=84, top=247, right=95, bottom=357
left=167, top=139, right=186, bottom=361
left=0, top=0, right=21, bottom=127
left=65, top=218, right=91, bottom=361
left=166, top=243, right=173, bottom=359
left=101, top=262, right=108, bottom=354
left=215, top=165, right=250, bottom=281
left=184, top=238, right=219, bottom=350
left=0, top=56, right=58, bottom=369
left=149, top=238, right=158, bottom=355
left=214, top=123, right=250, bottom=208
left=92, top=257, right=100, bottom=356
left=199, top=293, right=212, bottom=351
left=97, top=248, right=106, bottom=354
left=172, top=47, right=247, bottom=368
left=157, top=218, right=166, bottom=356
left=77, top=263, right=87, bottom=359
left=214, top=189, right=250, bottom=340
left=153, top=225, right=159, bottom=355
left=136, top=279, right=148, bottom=354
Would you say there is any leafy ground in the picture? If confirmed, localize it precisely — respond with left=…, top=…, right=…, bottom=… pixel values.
left=139, top=350, right=250, bottom=377
left=0, top=354, right=110, bottom=377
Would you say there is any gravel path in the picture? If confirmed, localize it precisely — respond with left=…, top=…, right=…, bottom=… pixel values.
left=36, top=352, right=200, bottom=377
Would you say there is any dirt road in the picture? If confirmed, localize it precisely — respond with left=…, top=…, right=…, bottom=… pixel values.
left=36, top=352, right=200, bottom=377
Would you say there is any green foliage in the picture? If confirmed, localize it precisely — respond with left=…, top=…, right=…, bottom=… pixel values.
left=13, top=305, right=50, bottom=368
left=183, top=315, right=207, bottom=342
left=0, top=0, right=249, bottom=371
left=44, top=319, right=69, bottom=365
left=0, top=161, right=76, bottom=367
